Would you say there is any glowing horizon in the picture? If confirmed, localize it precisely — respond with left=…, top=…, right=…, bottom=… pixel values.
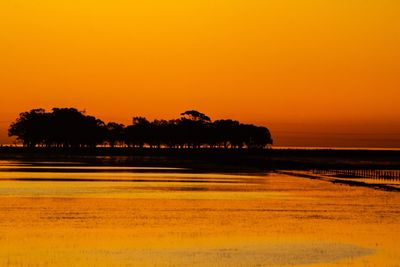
left=1, top=0, right=399, bottom=147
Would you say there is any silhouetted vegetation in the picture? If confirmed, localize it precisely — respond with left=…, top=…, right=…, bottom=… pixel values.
left=9, top=108, right=273, bottom=149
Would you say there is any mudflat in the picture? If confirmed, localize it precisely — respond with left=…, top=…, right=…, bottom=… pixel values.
left=0, top=159, right=399, bottom=266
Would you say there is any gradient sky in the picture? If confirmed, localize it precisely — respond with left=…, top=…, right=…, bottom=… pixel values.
left=1, top=0, right=399, bottom=147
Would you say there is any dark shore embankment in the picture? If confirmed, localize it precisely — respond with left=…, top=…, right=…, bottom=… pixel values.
left=0, top=147, right=399, bottom=172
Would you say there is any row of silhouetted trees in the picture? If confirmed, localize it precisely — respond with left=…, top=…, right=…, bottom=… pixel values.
left=8, top=108, right=273, bottom=149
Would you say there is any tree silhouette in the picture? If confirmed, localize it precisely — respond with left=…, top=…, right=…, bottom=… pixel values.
left=180, top=110, right=211, bottom=123
left=106, top=122, right=125, bottom=147
left=125, top=117, right=151, bottom=148
left=8, top=109, right=48, bottom=148
left=9, top=108, right=273, bottom=149
left=212, top=119, right=240, bottom=148
left=9, top=108, right=106, bottom=148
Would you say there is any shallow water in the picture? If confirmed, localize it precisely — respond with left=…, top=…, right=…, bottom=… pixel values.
left=0, top=160, right=399, bottom=266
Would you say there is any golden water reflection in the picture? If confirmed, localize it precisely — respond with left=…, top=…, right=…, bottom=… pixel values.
left=0, top=160, right=399, bottom=266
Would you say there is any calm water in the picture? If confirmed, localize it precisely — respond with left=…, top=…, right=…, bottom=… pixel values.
left=0, top=159, right=399, bottom=266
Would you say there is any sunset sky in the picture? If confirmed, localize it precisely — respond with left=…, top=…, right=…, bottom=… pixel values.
left=1, top=0, right=399, bottom=147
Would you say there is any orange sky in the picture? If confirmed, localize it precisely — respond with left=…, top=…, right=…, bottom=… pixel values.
left=0, top=0, right=399, bottom=147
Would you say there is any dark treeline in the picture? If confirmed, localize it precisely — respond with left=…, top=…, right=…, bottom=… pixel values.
left=8, top=108, right=272, bottom=149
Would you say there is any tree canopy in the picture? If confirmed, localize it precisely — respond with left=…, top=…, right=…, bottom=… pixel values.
left=9, top=108, right=273, bottom=149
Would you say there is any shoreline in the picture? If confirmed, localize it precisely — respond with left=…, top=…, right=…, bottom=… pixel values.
left=0, top=147, right=399, bottom=171
left=278, top=170, right=400, bottom=192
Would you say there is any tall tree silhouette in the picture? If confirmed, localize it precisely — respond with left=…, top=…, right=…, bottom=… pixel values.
left=178, top=110, right=212, bottom=148
left=48, top=108, right=106, bottom=148
left=212, top=119, right=240, bottom=148
left=106, top=122, right=125, bottom=147
left=8, top=109, right=48, bottom=148
left=125, top=117, right=151, bottom=148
